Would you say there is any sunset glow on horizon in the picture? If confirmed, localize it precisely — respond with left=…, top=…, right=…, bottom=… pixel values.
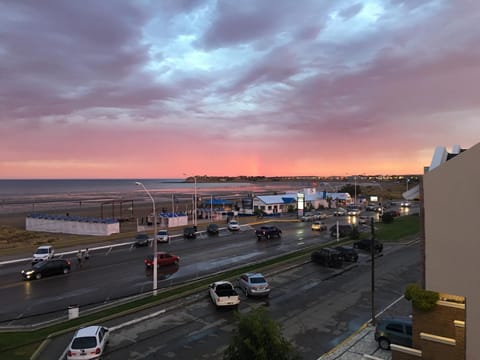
left=1, top=1, right=479, bottom=179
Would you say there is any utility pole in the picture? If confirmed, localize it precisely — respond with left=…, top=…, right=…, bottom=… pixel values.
left=370, top=217, right=376, bottom=325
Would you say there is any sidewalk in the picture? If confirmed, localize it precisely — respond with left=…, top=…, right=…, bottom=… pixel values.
left=318, top=296, right=411, bottom=360
left=318, top=323, right=391, bottom=360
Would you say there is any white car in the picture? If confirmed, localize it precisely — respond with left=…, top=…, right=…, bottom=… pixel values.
left=156, top=229, right=169, bottom=243
left=67, top=325, right=109, bottom=360
left=32, top=245, right=54, bottom=263
left=228, top=220, right=240, bottom=231
left=311, top=221, right=327, bottom=231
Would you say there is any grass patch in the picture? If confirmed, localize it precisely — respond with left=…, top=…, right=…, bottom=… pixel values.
left=375, top=215, right=420, bottom=241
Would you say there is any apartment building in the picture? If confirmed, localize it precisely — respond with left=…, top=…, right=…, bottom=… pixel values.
left=392, top=143, right=480, bottom=360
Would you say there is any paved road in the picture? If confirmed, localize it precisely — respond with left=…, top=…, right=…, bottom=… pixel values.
left=0, top=219, right=336, bottom=325
left=38, top=240, right=419, bottom=360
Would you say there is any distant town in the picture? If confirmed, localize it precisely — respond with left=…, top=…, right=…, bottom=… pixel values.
left=185, top=174, right=421, bottom=183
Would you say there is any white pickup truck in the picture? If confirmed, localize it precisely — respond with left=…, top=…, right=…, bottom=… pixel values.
left=208, top=281, right=240, bottom=307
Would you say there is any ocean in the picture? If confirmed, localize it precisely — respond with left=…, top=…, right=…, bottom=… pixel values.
left=0, top=179, right=303, bottom=215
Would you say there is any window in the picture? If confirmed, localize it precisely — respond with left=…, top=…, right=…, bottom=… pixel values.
left=386, top=323, right=404, bottom=333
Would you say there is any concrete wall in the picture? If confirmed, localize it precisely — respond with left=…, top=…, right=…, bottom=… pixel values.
left=423, top=142, right=480, bottom=360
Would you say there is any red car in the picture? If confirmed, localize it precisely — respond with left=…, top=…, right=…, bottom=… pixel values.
left=144, top=252, right=180, bottom=268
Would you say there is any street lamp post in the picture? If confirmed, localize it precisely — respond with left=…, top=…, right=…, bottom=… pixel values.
left=184, top=174, right=197, bottom=227
left=135, top=181, right=157, bottom=296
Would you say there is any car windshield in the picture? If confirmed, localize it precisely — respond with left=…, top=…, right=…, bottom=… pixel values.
left=250, top=277, right=266, bottom=284
left=136, top=234, right=148, bottom=239
left=158, top=231, right=167, bottom=235
left=71, top=336, right=97, bottom=349
left=35, top=248, right=49, bottom=254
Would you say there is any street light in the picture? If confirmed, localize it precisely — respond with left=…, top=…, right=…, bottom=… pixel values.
left=183, top=174, right=197, bottom=227
left=135, top=181, right=157, bottom=296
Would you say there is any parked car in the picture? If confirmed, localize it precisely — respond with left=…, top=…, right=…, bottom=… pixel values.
left=32, top=245, right=55, bottom=263
left=311, top=221, right=327, bottom=231
left=311, top=248, right=343, bottom=268
left=183, top=226, right=197, bottom=239
left=67, top=325, right=109, bottom=360
left=333, top=208, right=347, bottom=216
left=156, top=229, right=169, bottom=243
left=144, top=252, right=180, bottom=268
left=334, top=246, right=359, bottom=262
left=329, top=224, right=354, bottom=238
left=206, top=223, right=219, bottom=235
left=228, top=220, right=240, bottom=231
left=238, top=273, right=270, bottom=297
left=353, top=238, right=383, bottom=253
left=374, top=317, right=412, bottom=350
left=134, top=233, right=151, bottom=247
left=21, top=259, right=71, bottom=280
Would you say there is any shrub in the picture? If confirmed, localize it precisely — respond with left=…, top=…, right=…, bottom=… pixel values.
left=405, top=283, right=439, bottom=312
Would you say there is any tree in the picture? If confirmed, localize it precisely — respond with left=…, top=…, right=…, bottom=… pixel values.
left=338, top=183, right=361, bottom=198
left=223, top=306, right=301, bottom=360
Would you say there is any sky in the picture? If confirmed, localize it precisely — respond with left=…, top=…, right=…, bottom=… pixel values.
left=1, top=0, right=479, bottom=179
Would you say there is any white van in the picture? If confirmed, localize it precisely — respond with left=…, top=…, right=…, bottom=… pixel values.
left=32, top=245, right=55, bottom=263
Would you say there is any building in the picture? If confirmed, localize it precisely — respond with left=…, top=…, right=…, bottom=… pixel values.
left=392, top=143, right=479, bottom=360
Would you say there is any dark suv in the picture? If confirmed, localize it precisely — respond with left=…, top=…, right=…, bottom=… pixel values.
left=374, top=317, right=412, bottom=349
left=353, top=238, right=383, bottom=253
left=206, top=223, right=219, bottom=235
left=334, top=246, right=359, bottom=262
left=311, top=248, right=343, bottom=268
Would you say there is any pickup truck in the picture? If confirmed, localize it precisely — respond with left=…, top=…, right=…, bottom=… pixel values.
left=208, top=281, right=240, bottom=307
left=255, top=225, right=282, bottom=240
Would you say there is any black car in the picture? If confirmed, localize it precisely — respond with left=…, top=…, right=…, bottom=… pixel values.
left=183, top=226, right=197, bottom=239
left=21, top=259, right=71, bottom=280
left=134, top=233, right=150, bottom=247
left=353, top=238, right=383, bottom=253
left=206, top=223, right=219, bottom=235
left=311, top=248, right=343, bottom=268
left=334, top=246, right=359, bottom=262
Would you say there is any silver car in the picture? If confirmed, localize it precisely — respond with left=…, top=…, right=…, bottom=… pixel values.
left=239, top=273, right=270, bottom=297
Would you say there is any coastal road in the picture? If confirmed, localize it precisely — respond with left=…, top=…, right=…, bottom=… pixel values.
left=0, top=218, right=337, bottom=325
left=48, top=240, right=420, bottom=360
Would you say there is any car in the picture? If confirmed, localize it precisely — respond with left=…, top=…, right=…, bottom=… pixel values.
left=334, top=246, right=359, bottom=262
left=238, top=272, right=271, bottom=297
left=400, top=201, right=411, bottom=207
left=311, top=221, right=327, bottom=231
left=32, top=245, right=55, bottom=263
left=358, top=215, right=371, bottom=225
left=333, top=207, right=347, bottom=216
left=21, top=259, right=71, bottom=280
left=67, top=325, right=109, bottom=360
left=156, top=229, right=169, bottom=243
left=134, top=233, right=151, bottom=247
left=347, top=205, right=361, bottom=216
left=301, top=213, right=315, bottom=222
left=228, top=220, right=240, bottom=231
left=329, top=224, right=354, bottom=238
left=353, top=238, right=383, bottom=253
left=255, top=225, right=282, bottom=240
left=383, top=210, right=400, bottom=218
left=206, top=223, right=219, bottom=235
left=374, top=317, right=412, bottom=350
left=311, top=248, right=343, bottom=268
left=144, top=252, right=180, bottom=268
left=183, top=226, right=197, bottom=239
